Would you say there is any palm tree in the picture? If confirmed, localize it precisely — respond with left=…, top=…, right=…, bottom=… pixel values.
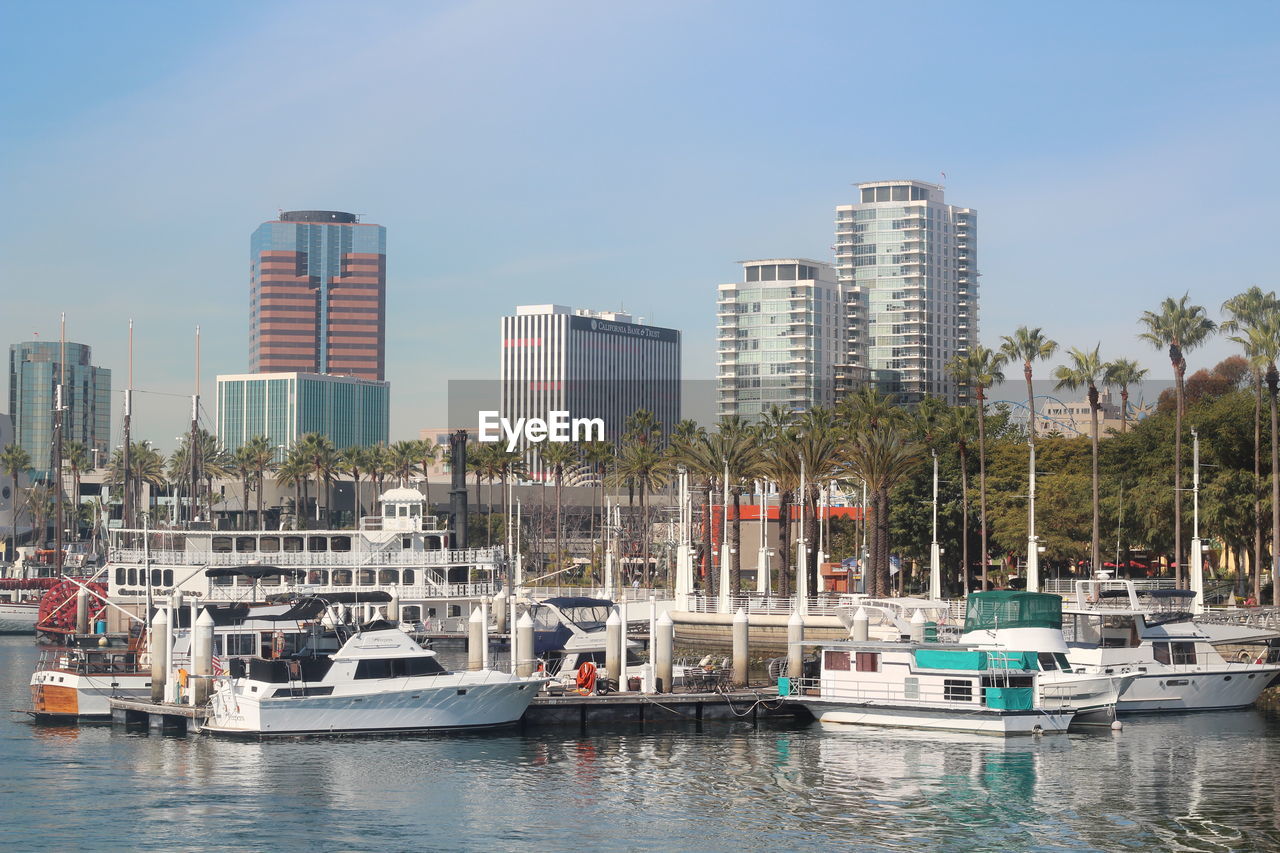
left=708, top=417, right=763, bottom=595
left=1, top=444, right=32, bottom=558
left=388, top=440, right=418, bottom=488
left=758, top=426, right=799, bottom=597
left=947, top=345, right=1006, bottom=591
left=366, top=443, right=391, bottom=510
left=1222, top=287, right=1280, bottom=602
left=276, top=448, right=311, bottom=530
left=610, top=440, right=672, bottom=586
left=842, top=424, right=926, bottom=597
left=296, top=434, right=339, bottom=527
left=794, top=413, right=845, bottom=598
left=1000, top=327, right=1058, bottom=443
left=241, top=435, right=275, bottom=529
left=25, top=483, right=54, bottom=552
left=413, top=439, right=440, bottom=514
left=1231, top=316, right=1280, bottom=604
left=539, top=441, right=579, bottom=573
left=671, top=425, right=718, bottom=596
left=1139, top=294, right=1217, bottom=586
left=580, top=440, right=614, bottom=558
left=338, top=445, right=370, bottom=528
left=62, top=440, right=90, bottom=540
left=1054, top=345, right=1108, bottom=577
left=942, top=405, right=977, bottom=595
left=1103, top=358, right=1148, bottom=435
left=231, top=445, right=258, bottom=531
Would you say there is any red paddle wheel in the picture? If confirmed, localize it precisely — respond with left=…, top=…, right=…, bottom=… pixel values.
left=36, top=579, right=107, bottom=634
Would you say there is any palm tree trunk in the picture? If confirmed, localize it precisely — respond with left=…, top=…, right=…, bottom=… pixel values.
left=1270, top=368, right=1279, bottom=606
left=777, top=489, right=791, bottom=597
left=243, top=477, right=251, bottom=531
left=641, top=481, right=650, bottom=586
left=1090, top=390, right=1101, bottom=574
left=977, top=390, right=990, bottom=592
left=256, top=472, right=265, bottom=530
left=701, top=481, right=714, bottom=598
left=555, top=473, right=563, bottom=573
left=960, top=446, right=970, bottom=595
left=1174, top=354, right=1185, bottom=588
left=1254, top=374, right=1264, bottom=603
left=730, top=487, right=742, bottom=595
left=353, top=470, right=362, bottom=528
left=879, top=487, right=892, bottom=596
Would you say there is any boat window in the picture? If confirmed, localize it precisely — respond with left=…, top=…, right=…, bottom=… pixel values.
left=402, top=606, right=421, bottom=621
left=331, top=536, right=351, bottom=552
left=354, top=657, right=447, bottom=679
left=357, top=570, right=375, bottom=585
left=127, top=568, right=137, bottom=586
left=1171, top=642, right=1196, bottom=666
left=1054, top=653, right=1072, bottom=671
left=236, top=537, right=256, bottom=553
left=332, top=570, right=352, bottom=586
left=448, top=605, right=461, bottom=618
left=260, top=537, right=280, bottom=553
left=943, top=679, right=973, bottom=702
left=307, top=570, right=328, bottom=585
left=150, top=569, right=161, bottom=587
left=824, top=651, right=851, bottom=672
left=115, top=568, right=126, bottom=586
left=855, top=652, right=880, bottom=672
left=224, top=634, right=256, bottom=656
left=1153, top=643, right=1171, bottom=665
left=402, top=569, right=414, bottom=585
left=402, top=537, right=412, bottom=550
left=211, top=571, right=233, bottom=587
left=903, top=677, right=919, bottom=700
left=529, top=606, right=561, bottom=631
left=308, top=537, right=328, bottom=552
left=283, top=537, right=304, bottom=553
left=1037, top=652, right=1058, bottom=671
left=212, top=537, right=233, bottom=553
left=379, top=569, right=399, bottom=585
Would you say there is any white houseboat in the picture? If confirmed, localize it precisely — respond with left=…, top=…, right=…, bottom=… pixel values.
left=786, top=641, right=1076, bottom=736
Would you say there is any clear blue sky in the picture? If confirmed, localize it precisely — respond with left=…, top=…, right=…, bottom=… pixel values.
left=2, top=1, right=1278, bottom=449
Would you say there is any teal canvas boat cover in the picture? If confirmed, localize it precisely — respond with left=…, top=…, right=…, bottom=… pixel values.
left=964, top=591, right=1063, bottom=631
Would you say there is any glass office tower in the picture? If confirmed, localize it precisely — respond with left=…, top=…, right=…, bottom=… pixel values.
left=8, top=341, right=111, bottom=480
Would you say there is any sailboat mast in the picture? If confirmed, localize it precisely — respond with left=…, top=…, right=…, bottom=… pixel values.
left=122, top=319, right=133, bottom=528
left=54, top=313, right=66, bottom=575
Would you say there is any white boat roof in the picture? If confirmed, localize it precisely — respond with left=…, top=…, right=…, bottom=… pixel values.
left=333, top=628, right=437, bottom=660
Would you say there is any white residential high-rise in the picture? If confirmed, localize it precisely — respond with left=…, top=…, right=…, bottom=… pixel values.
left=716, top=259, right=843, bottom=420
left=834, top=179, right=977, bottom=402
left=499, top=305, right=681, bottom=473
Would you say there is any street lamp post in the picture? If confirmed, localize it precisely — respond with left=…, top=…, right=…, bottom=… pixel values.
left=930, top=450, right=941, bottom=601
left=1027, top=437, right=1040, bottom=593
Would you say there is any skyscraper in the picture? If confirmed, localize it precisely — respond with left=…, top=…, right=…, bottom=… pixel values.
left=499, top=305, right=681, bottom=471
left=216, top=372, right=390, bottom=461
left=249, top=210, right=387, bottom=381
left=8, top=341, right=111, bottom=480
left=834, top=180, right=977, bottom=402
left=716, top=259, right=843, bottom=420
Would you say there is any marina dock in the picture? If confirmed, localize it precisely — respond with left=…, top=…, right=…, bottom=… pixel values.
left=107, top=688, right=807, bottom=736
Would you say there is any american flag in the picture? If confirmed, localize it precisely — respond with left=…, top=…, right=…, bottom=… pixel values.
left=212, top=655, right=225, bottom=676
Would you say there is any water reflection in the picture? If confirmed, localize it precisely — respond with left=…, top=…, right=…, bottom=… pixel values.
left=5, top=634, right=1280, bottom=852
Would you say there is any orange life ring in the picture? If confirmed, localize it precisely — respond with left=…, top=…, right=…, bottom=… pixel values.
left=575, top=661, right=598, bottom=695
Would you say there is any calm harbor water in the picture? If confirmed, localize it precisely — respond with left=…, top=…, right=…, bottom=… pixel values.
left=4, top=635, right=1280, bottom=852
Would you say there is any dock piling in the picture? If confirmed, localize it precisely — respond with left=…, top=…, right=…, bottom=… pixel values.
left=655, top=612, right=673, bottom=692
left=193, top=607, right=214, bottom=706
left=516, top=611, right=535, bottom=677
left=851, top=607, right=869, bottom=642
left=606, top=608, right=621, bottom=686
left=732, top=608, right=748, bottom=687
left=150, top=608, right=168, bottom=703
left=468, top=607, right=484, bottom=670
left=787, top=610, right=804, bottom=679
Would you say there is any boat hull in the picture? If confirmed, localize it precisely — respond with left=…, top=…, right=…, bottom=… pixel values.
left=0, top=603, right=38, bottom=634
left=204, top=677, right=544, bottom=736
left=797, top=699, right=1073, bottom=737
left=1116, top=667, right=1280, bottom=713
left=30, top=670, right=151, bottom=719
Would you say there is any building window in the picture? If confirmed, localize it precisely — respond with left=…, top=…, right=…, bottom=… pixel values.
left=824, top=650, right=851, bottom=671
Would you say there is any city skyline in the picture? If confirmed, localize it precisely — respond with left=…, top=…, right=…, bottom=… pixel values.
left=3, top=2, right=1277, bottom=451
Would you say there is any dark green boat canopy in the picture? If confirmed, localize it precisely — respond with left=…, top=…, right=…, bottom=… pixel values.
left=964, top=591, right=1063, bottom=631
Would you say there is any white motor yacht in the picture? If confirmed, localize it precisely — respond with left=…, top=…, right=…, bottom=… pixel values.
left=204, top=622, right=547, bottom=736
left=1062, top=580, right=1280, bottom=713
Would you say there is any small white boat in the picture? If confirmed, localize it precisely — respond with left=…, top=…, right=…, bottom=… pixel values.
left=0, top=600, right=39, bottom=634
left=786, top=641, right=1076, bottom=737
left=30, top=635, right=151, bottom=720
left=203, top=624, right=547, bottom=736
left=1063, top=580, right=1280, bottom=713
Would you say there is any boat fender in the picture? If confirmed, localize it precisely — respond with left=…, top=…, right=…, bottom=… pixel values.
left=178, top=668, right=189, bottom=688
left=576, top=661, right=598, bottom=695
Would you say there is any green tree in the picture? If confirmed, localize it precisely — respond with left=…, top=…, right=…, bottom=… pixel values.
left=842, top=424, right=926, bottom=597
left=539, top=441, right=579, bottom=573
left=241, top=435, right=276, bottom=530
left=339, top=445, right=371, bottom=528
left=610, top=439, right=671, bottom=586
left=62, top=440, right=90, bottom=540
left=231, top=444, right=258, bottom=531
left=708, top=417, right=764, bottom=595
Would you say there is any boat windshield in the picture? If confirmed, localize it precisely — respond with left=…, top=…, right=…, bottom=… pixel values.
left=556, top=605, right=612, bottom=631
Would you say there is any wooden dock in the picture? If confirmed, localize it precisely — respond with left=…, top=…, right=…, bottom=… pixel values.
left=108, top=688, right=807, bottom=736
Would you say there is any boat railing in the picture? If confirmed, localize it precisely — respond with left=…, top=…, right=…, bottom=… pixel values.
left=109, top=547, right=504, bottom=568
left=783, top=675, right=1075, bottom=712
left=204, top=581, right=497, bottom=603
left=686, top=594, right=850, bottom=617
left=523, top=585, right=675, bottom=602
